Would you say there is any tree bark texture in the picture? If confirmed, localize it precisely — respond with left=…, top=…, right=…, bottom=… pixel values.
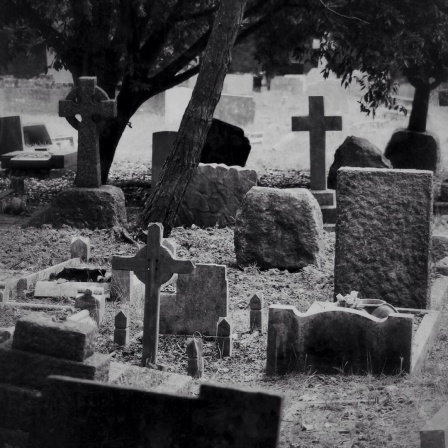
left=408, top=81, right=431, bottom=133
left=139, top=0, right=248, bottom=235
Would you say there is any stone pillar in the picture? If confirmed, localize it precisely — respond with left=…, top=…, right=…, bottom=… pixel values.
left=217, top=317, right=232, bottom=358
left=114, top=308, right=130, bottom=346
left=186, top=337, right=204, bottom=378
left=249, top=293, right=263, bottom=332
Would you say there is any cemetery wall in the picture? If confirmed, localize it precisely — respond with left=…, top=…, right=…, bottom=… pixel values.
left=0, top=77, right=72, bottom=115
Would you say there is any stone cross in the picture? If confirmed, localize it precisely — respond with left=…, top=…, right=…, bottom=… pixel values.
left=292, top=96, right=342, bottom=191
left=112, top=223, right=195, bottom=366
left=59, top=77, right=117, bottom=188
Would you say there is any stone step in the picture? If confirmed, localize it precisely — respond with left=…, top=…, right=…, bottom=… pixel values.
left=321, top=205, right=337, bottom=224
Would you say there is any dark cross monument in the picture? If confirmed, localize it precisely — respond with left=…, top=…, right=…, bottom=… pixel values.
left=112, top=223, right=195, bottom=366
left=59, top=77, right=116, bottom=188
left=292, top=96, right=342, bottom=191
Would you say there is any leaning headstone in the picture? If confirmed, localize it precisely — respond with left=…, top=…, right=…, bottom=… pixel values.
left=32, top=376, right=283, bottom=448
left=235, top=187, right=324, bottom=271
left=22, top=124, right=52, bottom=146
left=250, top=293, right=263, bottom=332
left=114, top=308, right=130, bottom=346
left=217, top=317, right=232, bottom=358
left=335, top=168, right=433, bottom=308
left=0, top=116, right=24, bottom=155
left=266, top=301, right=413, bottom=375
left=327, top=136, right=392, bottom=190
left=71, top=236, right=90, bottom=260
left=175, top=163, right=257, bottom=228
left=53, top=77, right=127, bottom=229
left=160, top=263, right=228, bottom=336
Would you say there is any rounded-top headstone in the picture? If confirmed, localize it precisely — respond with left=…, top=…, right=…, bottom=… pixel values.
left=235, top=187, right=324, bottom=271
left=71, top=236, right=91, bottom=260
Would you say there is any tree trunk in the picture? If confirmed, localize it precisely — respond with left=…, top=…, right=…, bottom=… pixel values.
left=139, top=0, right=248, bottom=235
left=407, top=81, right=431, bottom=133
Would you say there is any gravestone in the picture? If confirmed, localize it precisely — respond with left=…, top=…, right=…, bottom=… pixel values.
left=335, top=168, right=433, bottom=309
left=235, top=187, right=324, bottom=271
left=0, top=116, right=24, bottom=155
left=292, top=96, right=342, bottom=223
left=22, top=124, right=52, bottom=146
left=175, top=163, right=257, bottom=228
left=112, top=223, right=195, bottom=366
left=114, top=309, right=130, bottom=346
left=32, top=375, right=283, bottom=448
left=266, top=301, right=413, bottom=375
left=159, top=263, right=228, bottom=336
left=52, top=77, right=127, bottom=229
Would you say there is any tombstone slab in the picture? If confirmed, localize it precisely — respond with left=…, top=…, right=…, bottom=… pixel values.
left=175, top=163, right=257, bottom=228
left=0, top=346, right=110, bottom=389
left=32, top=376, right=282, bottom=448
left=34, top=280, right=109, bottom=298
left=335, top=168, right=433, bottom=308
left=12, top=314, right=98, bottom=362
left=266, top=302, right=413, bottom=375
left=235, top=187, right=324, bottom=271
left=0, top=116, right=24, bottom=155
left=51, top=185, right=127, bottom=229
left=23, top=124, right=52, bottom=146
left=9, top=151, right=52, bottom=169
left=159, top=263, right=228, bottom=336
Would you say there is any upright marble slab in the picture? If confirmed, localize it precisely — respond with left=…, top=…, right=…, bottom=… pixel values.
left=335, top=168, right=433, bottom=309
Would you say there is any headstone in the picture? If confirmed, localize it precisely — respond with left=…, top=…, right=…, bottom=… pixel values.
left=160, top=263, right=228, bottom=336
left=175, top=164, right=257, bottom=228
left=214, top=93, right=255, bottom=127
left=250, top=293, right=263, bottom=332
left=75, top=288, right=105, bottom=325
left=327, top=136, right=392, bottom=190
left=271, top=76, right=306, bottom=95
left=335, top=168, right=433, bottom=308
left=420, top=401, right=448, bottom=448
left=201, top=119, right=251, bottom=167
left=0, top=116, right=24, bottom=155
left=112, top=223, right=195, bottom=366
left=186, top=337, right=204, bottom=378
left=59, top=77, right=116, bottom=188
left=292, top=96, right=342, bottom=191
left=384, top=128, right=440, bottom=173
left=235, top=187, right=324, bottom=271
left=217, top=317, right=232, bottom=358
left=32, top=376, right=283, bottom=448
left=114, top=309, right=130, bottom=346
left=266, top=301, right=413, bottom=375
left=22, top=124, right=52, bottom=146
left=111, top=269, right=133, bottom=301
left=12, top=314, right=97, bottom=362
left=222, top=74, right=254, bottom=95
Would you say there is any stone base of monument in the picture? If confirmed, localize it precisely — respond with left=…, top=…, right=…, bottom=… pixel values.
left=311, top=190, right=337, bottom=224
left=52, top=185, right=127, bottom=229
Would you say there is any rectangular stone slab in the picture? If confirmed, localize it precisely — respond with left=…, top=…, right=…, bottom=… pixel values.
left=9, top=152, right=52, bottom=169
left=34, top=280, right=110, bottom=298
left=266, top=302, right=414, bottom=375
left=12, top=314, right=97, bottom=361
left=23, top=124, right=52, bottom=145
left=50, top=151, right=77, bottom=169
left=335, top=168, right=433, bottom=309
left=159, top=263, right=228, bottom=336
left=31, top=375, right=282, bottom=448
left=0, top=346, right=109, bottom=389
left=0, top=116, right=23, bottom=155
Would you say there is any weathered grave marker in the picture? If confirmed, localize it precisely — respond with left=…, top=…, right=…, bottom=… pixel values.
left=59, top=77, right=116, bottom=188
left=32, top=375, right=283, bottom=448
left=23, top=124, right=52, bottom=146
left=186, top=336, right=204, bottom=378
left=292, top=96, right=342, bottom=191
left=217, top=317, right=232, bottom=358
left=0, top=116, right=24, bottom=155
left=75, top=287, right=105, bottom=325
left=250, top=292, right=263, bottom=332
left=266, top=301, right=414, bottom=375
left=114, top=308, right=130, bottom=346
left=335, top=168, right=433, bottom=309
left=112, top=223, right=195, bottom=366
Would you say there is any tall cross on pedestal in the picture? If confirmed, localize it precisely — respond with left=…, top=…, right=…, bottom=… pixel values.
left=292, top=96, right=342, bottom=191
left=59, top=77, right=117, bottom=188
left=112, top=223, right=195, bottom=366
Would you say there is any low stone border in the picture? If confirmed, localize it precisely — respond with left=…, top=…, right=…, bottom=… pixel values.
left=1, top=302, right=74, bottom=312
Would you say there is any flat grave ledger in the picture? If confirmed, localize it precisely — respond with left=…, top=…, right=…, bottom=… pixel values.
left=266, top=301, right=440, bottom=376
left=1, top=149, right=77, bottom=170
